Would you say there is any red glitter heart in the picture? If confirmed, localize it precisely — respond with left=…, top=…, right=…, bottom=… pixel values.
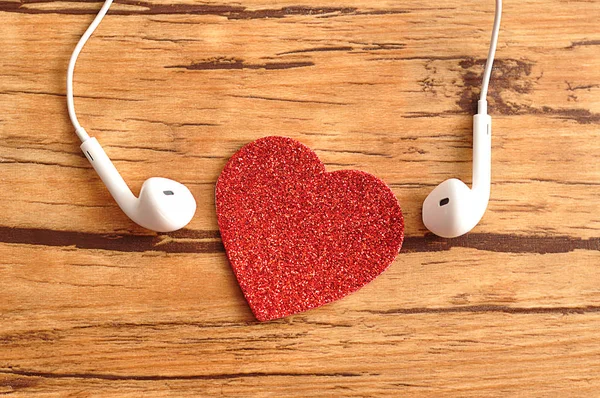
left=216, top=136, right=404, bottom=321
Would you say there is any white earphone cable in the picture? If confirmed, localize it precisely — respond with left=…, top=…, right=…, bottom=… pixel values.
left=67, top=0, right=114, bottom=143
left=68, top=0, right=500, bottom=136
left=479, top=0, right=502, bottom=113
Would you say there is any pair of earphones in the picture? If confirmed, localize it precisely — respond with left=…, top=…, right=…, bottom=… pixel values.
left=67, top=0, right=501, bottom=238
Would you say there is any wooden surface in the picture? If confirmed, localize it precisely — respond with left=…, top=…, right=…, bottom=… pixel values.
left=1, top=0, right=599, bottom=395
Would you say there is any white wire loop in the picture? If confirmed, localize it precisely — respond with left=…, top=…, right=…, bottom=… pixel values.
left=67, top=0, right=501, bottom=139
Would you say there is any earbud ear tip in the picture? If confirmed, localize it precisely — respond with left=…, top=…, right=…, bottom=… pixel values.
left=422, top=179, right=472, bottom=238
left=136, top=178, right=196, bottom=232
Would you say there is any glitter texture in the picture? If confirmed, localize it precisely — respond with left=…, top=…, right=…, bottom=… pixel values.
left=216, top=136, right=404, bottom=321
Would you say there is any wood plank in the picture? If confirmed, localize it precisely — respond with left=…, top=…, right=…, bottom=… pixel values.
left=1, top=0, right=599, bottom=395
left=1, top=311, right=600, bottom=396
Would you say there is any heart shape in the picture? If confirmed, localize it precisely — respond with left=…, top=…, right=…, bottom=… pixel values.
left=216, top=136, right=404, bottom=321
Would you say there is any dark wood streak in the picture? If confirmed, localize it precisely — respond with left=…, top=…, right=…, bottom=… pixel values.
left=313, top=148, right=392, bottom=158
left=0, top=227, right=598, bottom=254
left=0, top=374, right=39, bottom=392
left=228, top=94, right=349, bottom=106
left=379, top=56, right=600, bottom=124
left=532, top=106, right=600, bottom=125
left=1, top=158, right=89, bottom=170
left=105, top=144, right=178, bottom=153
left=166, top=58, right=314, bottom=71
left=0, top=145, right=80, bottom=157
left=402, top=233, right=600, bottom=254
left=21, top=200, right=113, bottom=208
left=566, top=82, right=600, bottom=92
left=1, top=90, right=142, bottom=103
left=567, top=40, right=600, bottom=49
left=277, top=46, right=354, bottom=56
left=0, top=0, right=359, bottom=18
left=0, top=227, right=223, bottom=254
left=458, top=58, right=600, bottom=124
left=116, top=117, right=219, bottom=128
left=0, top=369, right=363, bottom=381
left=364, top=304, right=600, bottom=315
left=369, top=55, right=468, bottom=62
left=359, top=43, right=406, bottom=51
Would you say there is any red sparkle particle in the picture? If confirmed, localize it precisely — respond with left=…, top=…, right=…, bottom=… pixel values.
left=216, top=136, right=404, bottom=321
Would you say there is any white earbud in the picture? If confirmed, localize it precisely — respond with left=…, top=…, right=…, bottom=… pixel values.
left=80, top=138, right=196, bottom=232
left=67, top=0, right=196, bottom=232
left=422, top=0, right=501, bottom=238
left=422, top=107, right=491, bottom=238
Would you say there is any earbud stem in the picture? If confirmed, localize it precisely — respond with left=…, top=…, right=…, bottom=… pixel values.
left=472, top=112, right=492, bottom=205
left=80, top=137, right=136, bottom=214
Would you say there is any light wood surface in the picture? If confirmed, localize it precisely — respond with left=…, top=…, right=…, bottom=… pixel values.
left=1, top=0, right=599, bottom=395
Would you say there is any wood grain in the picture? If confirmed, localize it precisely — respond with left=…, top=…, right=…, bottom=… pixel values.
left=1, top=0, right=599, bottom=395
